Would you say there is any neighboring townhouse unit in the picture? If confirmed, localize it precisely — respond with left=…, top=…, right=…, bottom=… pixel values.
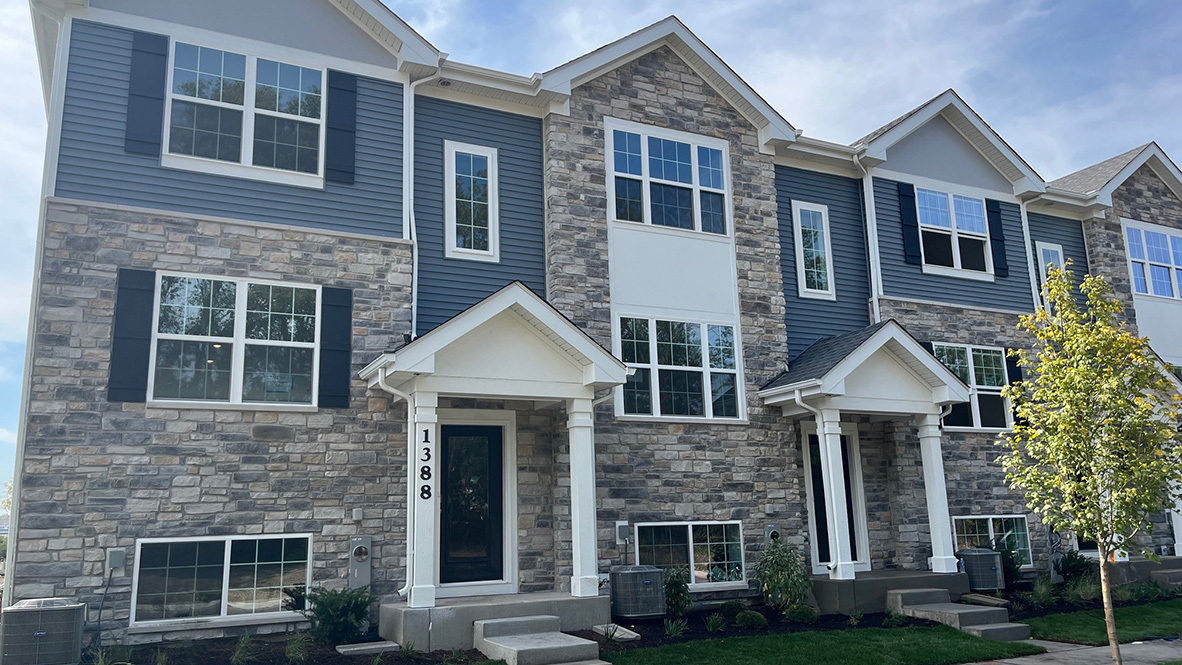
left=8, top=0, right=1182, bottom=651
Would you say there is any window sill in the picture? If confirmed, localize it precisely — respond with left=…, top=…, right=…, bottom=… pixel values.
left=147, top=400, right=319, bottom=413
left=161, top=153, right=325, bottom=190
left=921, top=264, right=996, bottom=282
left=797, top=289, right=837, bottom=301
left=444, top=247, right=501, bottom=263
left=942, top=426, right=1012, bottom=434
left=614, top=415, right=749, bottom=426
left=688, top=581, right=749, bottom=593
left=128, top=611, right=305, bottom=634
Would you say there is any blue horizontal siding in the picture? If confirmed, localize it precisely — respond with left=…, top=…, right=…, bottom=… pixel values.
left=414, top=96, right=545, bottom=335
left=874, top=176, right=1035, bottom=312
left=55, top=20, right=403, bottom=237
left=776, top=166, right=872, bottom=359
left=1028, top=211, right=1089, bottom=308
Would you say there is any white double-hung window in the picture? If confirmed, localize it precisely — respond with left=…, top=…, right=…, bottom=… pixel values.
left=618, top=317, right=742, bottom=420
left=444, top=141, right=500, bottom=262
left=163, top=41, right=327, bottom=187
left=791, top=200, right=836, bottom=299
left=1124, top=221, right=1182, bottom=299
left=915, top=187, right=992, bottom=277
left=932, top=343, right=1010, bottom=430
left=149, top=273, right=320, bottom=406
left=606, top=118, right=731, bottom=236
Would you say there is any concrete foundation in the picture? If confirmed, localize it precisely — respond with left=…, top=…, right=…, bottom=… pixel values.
left=812, top=570, right=970, bottom=615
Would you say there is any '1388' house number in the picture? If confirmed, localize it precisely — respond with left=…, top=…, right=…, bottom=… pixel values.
left=419, top=429, right=432, bottom=500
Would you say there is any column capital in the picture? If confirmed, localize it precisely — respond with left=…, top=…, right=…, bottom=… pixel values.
left=917, top=412, right=942, bottom=440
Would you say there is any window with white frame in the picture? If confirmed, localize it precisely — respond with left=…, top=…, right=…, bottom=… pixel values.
left=635, top=522, right=745, bottom=587
left=1124, top=222, right=1182, bottom=299
left=953, top=515, right=1032, bottom=566
left=164, top=42, right=326, bottom=185
left=915, top=188, right=992, bottom=274
left=444, top=141, right=500, bottom=262
left=150, top=274, right=320, bottom=405
left=1034, top=241, right=1065, bottom=287
left=932, top=343, right=1010, bottom=429
left=607, top=120, right=730, bottom=236
left=131, top=535, right=311, bottom=623
left=618, top=317, right=741, bottom=419
left=792, top=200, right=836, bottom=299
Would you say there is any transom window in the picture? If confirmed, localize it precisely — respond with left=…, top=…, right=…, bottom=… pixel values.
left=150, top=273, right=320, bottom=406
left=444, top=141, right=500, bottom=262
left=132, top=535, right=311, bottom=624
left=953, top=515, right=1032, bottom=566
left=618, top=317, right=741, bottom=419
left=635, top=522, right=745, bottom=588
left=164, top=41, right=326, bottom=186
left=933, top=343, right=1010, bottom=430
left=607, top=119, right=730, bottom=236
left=915, top=188, right=992, bottom=274
left=1125, top=222, right=1182, bottom=299
left=791, top=201, right=836, bottom=299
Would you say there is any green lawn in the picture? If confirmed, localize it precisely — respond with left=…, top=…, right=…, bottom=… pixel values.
left=1021, top=598, right=1182, bottom=645
left=601, top=625, right=1043, bottom=665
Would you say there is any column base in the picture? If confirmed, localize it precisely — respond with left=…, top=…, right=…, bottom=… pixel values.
left=930, top=555, right=960, bottom=574
left=408, top=584, right=436, bottom=608
left=827, top=562, right=857, bottom=580
left=570, top=575, right=600, bottom=598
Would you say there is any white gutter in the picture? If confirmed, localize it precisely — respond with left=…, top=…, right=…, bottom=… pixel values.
left=1018, top=199, right=1041, bottom=311
left=403, top=69, right=443, bottom=337
left=375, top=365, right=416, bottom=597
left=853, top=154, right=883, bottom=322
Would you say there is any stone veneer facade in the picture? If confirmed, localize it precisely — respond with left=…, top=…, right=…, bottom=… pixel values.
left=11, top=199, right=415, bottom=639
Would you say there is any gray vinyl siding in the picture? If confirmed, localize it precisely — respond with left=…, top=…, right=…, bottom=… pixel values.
left=874, top=176, right=1035, bottom=312
left=55, top=20, right=403, bottom=237
left=776, top=166, right=872, bottom=359
left=414, top=96, right=545, bottom=335
left=1028, top=211, right=1089, bottom=308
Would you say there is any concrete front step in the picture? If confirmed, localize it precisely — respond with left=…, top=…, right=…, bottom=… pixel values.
left=885, top=587, right=952, bottom=612
left=900, top=602, right=1010, bottom=629
left=475, top=615, right=562, bottom=641
left=1150, top=569, right=1182, bottom=588
left=962, top=622, right=1032, bottom=642
left=476, top=632, right=601, bottom=665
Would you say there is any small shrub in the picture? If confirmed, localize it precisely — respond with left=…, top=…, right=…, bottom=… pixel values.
left=846, top=611, right=862, bottom=627
left=754, top=539, right=812, bottom=612
left=1030, top=576, right=1057, bottom=608
left=1055, top=550, right=1099, bottom=584
left=230, top=635, right=260, bottom=665
left=1126, top=580, right=1170, bottom=603
left=1064, top=576, right=1101, bottom=605
left=991, top=540, right=1023, bottom=590
left=444, top=649, right=467, bottom=665
left=735, top=610, right=768, bottom=630
left=1112, top=583, right=1134, bottom=603
left=370, top=655, right=383, bottom=665
left=155, top=648, right=169, bottom=665
left=704, top=613, right=726, bottom=633
left=663, top=567, right=692, bottom=618
left=784, top=604, right=818, bottom=625
left=399, top=642, right=419, bottom=658
left=663, top=618, right=688, bottom=638
left=295, top=585, right=376, bottom=646
left=285, top=633, right=311, bottom=665
left=91, top=645, right=133, bottom=665
left=883, top=610, right=909, bottom=628
left=718, top=599, right=747, bottom=621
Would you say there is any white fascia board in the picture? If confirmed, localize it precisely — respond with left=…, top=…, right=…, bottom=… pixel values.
left=29, top=0, right=84, bottom=109
left=757, top=381, right=824, bottom=405
left=819, top=323, right=971, bottom=403
left=344, top=0, right=441, bottom=68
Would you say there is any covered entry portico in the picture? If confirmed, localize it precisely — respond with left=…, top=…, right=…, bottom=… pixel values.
left=760, top=321, right=972, bottom=597
left=359, top=283, right=628, bottom=619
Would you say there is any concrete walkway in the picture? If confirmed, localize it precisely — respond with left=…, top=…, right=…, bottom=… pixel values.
left=979, top=639, right=1182, bottom=664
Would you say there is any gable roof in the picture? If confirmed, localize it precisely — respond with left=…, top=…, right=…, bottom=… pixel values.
left=762, top=321, right=891, bottom=391
left=541, top=16, right=798, bottom=150
left=851, top=89, right=1045, bottom=197
left=1049, top=142, right=1182, bottom=205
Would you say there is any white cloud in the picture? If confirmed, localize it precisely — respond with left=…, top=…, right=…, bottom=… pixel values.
left=0, top=429, right=16, bottom=445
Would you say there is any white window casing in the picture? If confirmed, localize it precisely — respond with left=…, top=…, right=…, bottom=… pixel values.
left=932, top=342, right=1011, bottom=431
left=791, top=200, right=837, bottom=300
left=444, top=141, right=500, bottom=263
left=1123, top=219, right=1182, bottom=301
left=914, top=186, right=995, bottom=281
left=633, top=521, right=747, bottom=591
left=1034, top=241, right=1065, bottom=287
left=952, top=515, right=1033, bottom=567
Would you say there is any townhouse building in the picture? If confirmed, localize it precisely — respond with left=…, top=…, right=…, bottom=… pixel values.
left=8, top=0, right=1182, bottom=651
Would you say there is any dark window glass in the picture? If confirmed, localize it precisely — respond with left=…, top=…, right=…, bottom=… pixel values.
left=153, top=340, right=233, bottom=401
left=623, top=368, right=652, bottom=415
left=637, top=525, right=689, bottom=572
left=977, top=393, right=1008, bottom=428
left=135, top=540, right=225, bottom=622
left=943, top=401, right=974, bottom=428
left=650, top=183, right=694, bottom=230
left=921, top=230, right=955, bottom=267
left=700, top=191, right=726, bottom=235
left=252, top=115, right=320, bottom=174
left=242, top=346, right=314, bottom=404
left=169, top=100, right=242, bottom=163
left=959, top=236, right=988, bottom=272
left=655, top=321, right=701, bottom=367
left=615, top=177, right=644, bottom=223
left=710, top=373, right=737, bottom=418
left=658, top=369, right=704, bottom=416
left=619, top=317, right=649, bottom=364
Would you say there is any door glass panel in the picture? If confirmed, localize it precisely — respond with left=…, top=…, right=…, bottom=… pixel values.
left=444, top=435, right=491, bottom=561
left=808, top=434, right=859, bottom=566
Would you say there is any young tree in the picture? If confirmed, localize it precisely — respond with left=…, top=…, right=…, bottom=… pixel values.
left=1000, top=264, right=1182, bottom=665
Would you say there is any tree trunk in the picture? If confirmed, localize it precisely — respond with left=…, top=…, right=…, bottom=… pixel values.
left=1098, top=550, right=1123, bottom=665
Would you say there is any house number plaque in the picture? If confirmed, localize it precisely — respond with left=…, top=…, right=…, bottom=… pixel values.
left=419, top=428, right=433, bottom=500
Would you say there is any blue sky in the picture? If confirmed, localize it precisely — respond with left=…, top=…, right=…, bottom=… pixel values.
left=0, top=0, right=1180, bottom=489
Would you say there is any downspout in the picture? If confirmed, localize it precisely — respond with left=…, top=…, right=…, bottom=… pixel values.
left=853, top=154, right=883, bottom=323
left=375, top=366, right=416, bottom=597
left=1018, top=199, right=1041, bottom=310
left=403, top=69, right=442, bottom=338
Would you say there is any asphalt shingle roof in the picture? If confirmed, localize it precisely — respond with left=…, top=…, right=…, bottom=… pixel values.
left=761, top=321, right=891, bottom=391
left=1049, top=144, right=1150, bottom=195
left=850, top=90, right=950, bottom=148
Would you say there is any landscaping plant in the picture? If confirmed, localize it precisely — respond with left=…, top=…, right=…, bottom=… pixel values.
left=846, top=612, right=862, bottom=627
left=883, top=610, right=909, bottom=628
left=999, top=264, right=1182, bottom=665
left=1055, top=549, right=1099, bottom=584
left=285, top=632, right=311, bottom=665
left=1030, top=576, right=1058, bottom=609
left=784, top=604, right=819, bottom=625
left=734, top=609, right=769, bottom=630
left=663, top=566, right=692, bottom=618
left=704, top=613, right=726, bottom=633
left=992, top=540, right=1023, bottom=591
left=1064, top=576, right=1102, bottom=605
left=718, top=599, right=747, bottom=621
left=230, top=634, right=260, bottom=665
left=294, top=585, right=377, bottom=646
left=663, top=617, right=689, bottom=638
left=753, top=538, right=812, bottom=613
left=154, top=648, right=168, bottom=665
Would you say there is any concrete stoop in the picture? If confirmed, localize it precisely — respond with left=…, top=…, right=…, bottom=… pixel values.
left=887, top=588, right=1031, bottom=642
left=474, top=615, right=604, bottom=665
left=1149, top=568, right=1182, bottom=590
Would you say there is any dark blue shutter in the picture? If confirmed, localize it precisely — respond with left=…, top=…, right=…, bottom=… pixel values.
left=919, top=340, right=934, bottom=355
left=325, top=71, right=358, bottom=184
left=125, top=31, right=170, bottom=156
left=897, top=182, right=922, bottom=265
left=108, top=268, right=156, bottom=402
left=985, top=199, right=1009, bottom=277
left=318, top=287, right=353, bottom=408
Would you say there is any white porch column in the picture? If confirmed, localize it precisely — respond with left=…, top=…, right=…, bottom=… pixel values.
left=1172, top=506, right=1182, bottom=557
left=409, top=390, right=439, bottom=608
left=918, top=413, right=959, bottom=573
left=567, top=397, right=600, bottom=597
left=818, top=409, right=856, bottom=580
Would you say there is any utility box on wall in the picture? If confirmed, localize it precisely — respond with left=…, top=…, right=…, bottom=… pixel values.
left=349, top=536, right=372, bottom=589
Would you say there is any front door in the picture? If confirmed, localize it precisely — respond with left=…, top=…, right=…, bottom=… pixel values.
left=440, top=425, right=504, bottom=584
left=804, top=430, right=870, bottom=574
